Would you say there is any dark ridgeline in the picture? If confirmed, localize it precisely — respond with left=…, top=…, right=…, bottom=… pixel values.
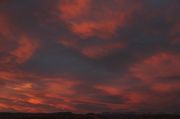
left=0, top=112, right=180, bottom=119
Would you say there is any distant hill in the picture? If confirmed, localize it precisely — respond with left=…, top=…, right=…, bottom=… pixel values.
left=0, top=112, right=179, bottom=119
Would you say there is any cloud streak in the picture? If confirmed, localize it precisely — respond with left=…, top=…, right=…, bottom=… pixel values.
left=0, top=0, right=179, bottom=113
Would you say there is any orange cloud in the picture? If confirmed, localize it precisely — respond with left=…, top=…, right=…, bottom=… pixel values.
left=131, top=52, right=180, bottom=82
left=0, top=70, right=29, bottom=81
left=46, top=78, right=80, bottom=96
left=27, top=98, right=43, bottom=105
left=71, top=19, right=123, bottom=39
left=0, top=14, right=39, bottom=67
left=12, top=83, right=33, bottom=91
left=10, top=35, right=39, bottom=64
left=152, top=83, right=180, bottom=93
left=58, top=37, right=125, bottom=59
left=95, top=85, right=123, bottom=96
left=0, top=13, right=13, bottom=40
left=94, top=84, right=145, bottom=111
left=0, top=103, right=8, bottom=110
left=0, top=13, right=18, bottom=57
left=58, top=37, right=79, bottom=49
left=58, top=0, right=140, bottom=39
left=127, top=92, right=144, bottom=106
left=0, top=0, right=179, bottom=113
left=59, top=0, right=90, bottom=21
left=81, top=42, right=125, bottom=59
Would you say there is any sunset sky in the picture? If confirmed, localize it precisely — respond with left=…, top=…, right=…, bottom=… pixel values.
left=0, top=0, right=180, bottom=113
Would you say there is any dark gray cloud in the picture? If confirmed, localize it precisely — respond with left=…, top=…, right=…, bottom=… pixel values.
left=0, top=0, right=179, bottom=113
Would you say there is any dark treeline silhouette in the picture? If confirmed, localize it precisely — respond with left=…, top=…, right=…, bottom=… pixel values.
left=0, top=112, right=179, bottom=119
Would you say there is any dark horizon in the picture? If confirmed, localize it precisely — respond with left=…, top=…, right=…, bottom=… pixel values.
left=0, top=112, right=180, bottom=119
left=0, top=0, right=180, bottom=113
left=0, top=111, right=180, bottom=115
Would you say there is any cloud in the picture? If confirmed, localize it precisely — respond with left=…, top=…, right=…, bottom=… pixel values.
left=10, top=35, right=39, bottom=64
left=0, top=13, right=13, bottom=40
left=127, top=52, right=180, bottom=112
left=58, top=0, right=141, bottom=39
left=0, top=0, right=179, bottom=113
left=130, top=52, right=180, bottom=82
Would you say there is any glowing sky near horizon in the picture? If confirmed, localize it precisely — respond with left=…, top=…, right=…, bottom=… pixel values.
left=0, top=0, right=180, bottom=113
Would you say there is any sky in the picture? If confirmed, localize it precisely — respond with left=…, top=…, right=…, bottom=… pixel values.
left=0, top=0, right=180, bottom=113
